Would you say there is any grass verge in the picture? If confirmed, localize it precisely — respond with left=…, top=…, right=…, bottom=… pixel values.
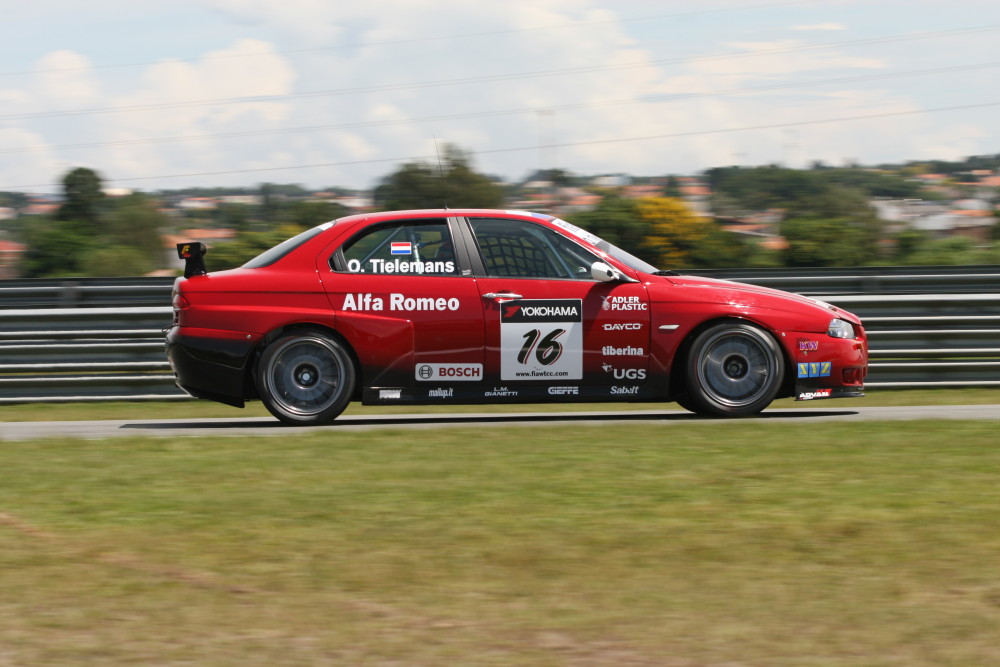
left=2, top=420, right=999, bottom=665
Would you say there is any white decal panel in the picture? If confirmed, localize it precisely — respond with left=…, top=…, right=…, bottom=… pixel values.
left=499, top=299, right=582, bottom=381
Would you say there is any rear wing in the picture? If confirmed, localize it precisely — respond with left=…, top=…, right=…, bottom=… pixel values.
left=176, top=242, right=207, bottom=278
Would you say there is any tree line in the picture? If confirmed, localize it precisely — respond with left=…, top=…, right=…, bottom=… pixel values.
left=3, top=147, right=999, bottom=278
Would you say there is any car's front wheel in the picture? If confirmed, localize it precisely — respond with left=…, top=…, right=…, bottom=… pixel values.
left=257, top=330, right=356, bottom=425
left=683, top=322, right=783, bottom=417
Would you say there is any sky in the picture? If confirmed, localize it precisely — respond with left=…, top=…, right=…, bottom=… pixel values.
left=2, top=0, right=1000, bottom=194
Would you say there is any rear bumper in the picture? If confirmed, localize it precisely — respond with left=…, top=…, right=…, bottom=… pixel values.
left=165, top=327, right=262, bottom=407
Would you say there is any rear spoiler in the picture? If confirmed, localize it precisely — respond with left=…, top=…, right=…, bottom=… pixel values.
left=176, top=242, right=207, bottom=278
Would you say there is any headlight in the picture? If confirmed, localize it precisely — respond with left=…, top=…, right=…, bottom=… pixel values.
left=827, top=318, right=855, bottom=339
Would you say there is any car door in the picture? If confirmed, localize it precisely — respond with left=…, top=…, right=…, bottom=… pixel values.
left=463, top=216, right=651, bottom=401
left=323, top=217, right=486, bottom=402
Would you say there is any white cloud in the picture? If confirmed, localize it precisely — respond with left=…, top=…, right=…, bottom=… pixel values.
left=3, top=1, right=999, bottom=191
left=792, top=23, right=848, bottom=31
left=205, top=0, right=370, bottom=45
left=91, top=39, right=297, bottom=187
left=32, top=50, right=101, bottom=108
left=0, top=128, right=62, bottom=190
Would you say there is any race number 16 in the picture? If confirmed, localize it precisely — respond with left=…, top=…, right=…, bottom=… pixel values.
left=517, top=328, right=565, bottom=366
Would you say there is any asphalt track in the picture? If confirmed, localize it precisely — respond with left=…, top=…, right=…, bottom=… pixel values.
left=2, top=405, right=999, bottom=441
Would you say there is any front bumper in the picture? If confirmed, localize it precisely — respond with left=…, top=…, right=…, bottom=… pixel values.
left=784, top=331, right=867, bottom=401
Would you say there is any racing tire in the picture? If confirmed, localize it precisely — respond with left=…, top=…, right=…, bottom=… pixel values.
left=257, top=330, right=356, bottom=425
left=672, top=394, right=702, bottom=414
left=684, top=322, right=783, bottom=417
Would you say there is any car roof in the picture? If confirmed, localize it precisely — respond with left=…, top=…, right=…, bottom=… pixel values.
left=333, top=209, right=553, bottom=227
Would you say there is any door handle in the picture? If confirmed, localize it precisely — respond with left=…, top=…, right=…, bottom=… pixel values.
left=483, top=292, right=523, bottom=300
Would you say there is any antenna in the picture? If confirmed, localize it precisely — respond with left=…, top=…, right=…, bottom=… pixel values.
left=433, top=134, right=448, bottom=209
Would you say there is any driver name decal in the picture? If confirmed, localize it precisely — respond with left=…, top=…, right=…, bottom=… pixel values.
left=346, top=258, right=455, bottom=274
left=500, top=299, right=582, bottom=381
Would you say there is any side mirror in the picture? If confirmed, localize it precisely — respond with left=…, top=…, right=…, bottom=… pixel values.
left=591, top=261, right=621, bottom=282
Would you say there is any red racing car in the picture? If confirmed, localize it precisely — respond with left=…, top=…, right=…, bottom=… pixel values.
left=166, top=209, right=867, bottom=425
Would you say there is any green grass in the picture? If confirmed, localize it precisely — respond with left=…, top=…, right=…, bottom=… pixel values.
left=1, top=387, right=998, bottom=422
left=2, top=421, right=1000, bottom=665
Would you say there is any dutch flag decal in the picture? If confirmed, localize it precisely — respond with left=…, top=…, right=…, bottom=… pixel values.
left=391, top=242, right=412, bottom=255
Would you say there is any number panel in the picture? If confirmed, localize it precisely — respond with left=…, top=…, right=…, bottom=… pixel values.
left=499, top=299, right=582, bottom=381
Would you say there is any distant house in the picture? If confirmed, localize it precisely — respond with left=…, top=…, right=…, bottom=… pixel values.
left=675, top=176, right=713, bottom=215
left=622, top=185, right=663, bottom=199
left=908, top=210, right=995, bottom=242
left=873, top=197, right=998, bottom=241
left=555, top=188, right=601, bottom=215
left=871, top=199, right=949, bottom=233
left=332, top=195, right=374, bottom=211
left=218, top=195, right=262, bottom=206
left=177, top=197, right=219, bottom=210
left=914, top=173, right=949, bottom=185
left=590, top=174, right=631, bottom=188
left=718, top=209, right=787, bottom=250
left=952, top=198, right=992, bottom=213
left=22, top=201, right=59, bottom=216
left=0, top=238, right=26, bottom=279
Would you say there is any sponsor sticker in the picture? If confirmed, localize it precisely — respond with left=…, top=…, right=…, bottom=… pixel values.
left=550, top=217, right=603, bottom=246
left=342, top=293, right=460, bottom=312
left=427, top=388, right=453, bottom=398
left=601, top=295, right=648, bottom=311
left=611, top=386, right=639, bottom=395
left=548, top=386, right=579, bottom=396
left=797, top=361, right=832, bottom=378
left=379, top=389, right=401, bottom=400
left=602, top=345, right=644, bottom=357
left=485, top=386, right=518, bottom=397
left=798, top=388, right=832, bottom=400
left=415, top=363, right=483, bottom=382
left=502, top=301, right=581, bottom=323
left=601, top=363, right=647, bottom=380
left=798, top=338, right=819, bottom=352
left=602, top=322, right=642, bottom=331
left=501, top=299, right=582, bottom=381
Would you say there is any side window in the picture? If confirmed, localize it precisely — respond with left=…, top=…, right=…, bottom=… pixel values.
left=335, top=220, right=458, bottom=276
left=469, top=218, right=600, bottom=280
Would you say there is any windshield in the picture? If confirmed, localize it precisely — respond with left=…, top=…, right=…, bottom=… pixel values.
left=548, top=217, right=659, bottom=274
left=242, top=221, right=334, bottom=268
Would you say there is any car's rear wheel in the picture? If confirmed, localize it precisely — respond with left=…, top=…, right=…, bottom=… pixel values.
left=257, top=330, right=356, bottom=425
left=684, top=322, right=783, bottom=417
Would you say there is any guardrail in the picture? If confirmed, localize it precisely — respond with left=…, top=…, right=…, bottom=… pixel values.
left=824, top=294, right=1000, bottom=388
left=0, top=307, right=181, bottom=403
left=0, top=277, right=175, bottom=309
left=684, top=265, right=1000, bottom=295
left=2, top=286, right=999, bottom=403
